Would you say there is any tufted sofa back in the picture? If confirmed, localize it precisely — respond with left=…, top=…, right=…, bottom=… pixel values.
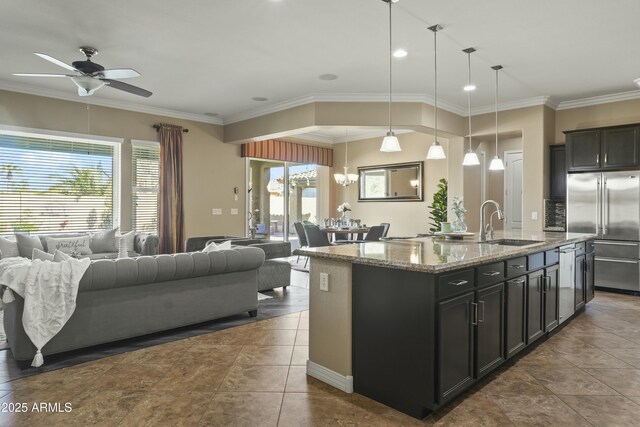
left=78, top=246, right=265, bottom=292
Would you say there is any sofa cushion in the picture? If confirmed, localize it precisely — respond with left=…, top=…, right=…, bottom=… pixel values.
left=0, top=236, right=19, bottom=258
left=32, top=248, right=54, bottom=261
left=45, top=235, right=92, bottom=255
left=77, top=247, right=265, bottom=292
left=117, top=230, right=136, bottom=251
left=15, top=233, right=44, bottom=258
left=90, top=229, right=117, bottom=253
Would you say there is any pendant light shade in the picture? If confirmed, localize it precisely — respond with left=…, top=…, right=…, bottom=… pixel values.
left=426, top=24, right=446, bottom=160
left=489, top=65, right=505, bottom=171
left=380, top=0, right=401, bottom=152
left=462, top=47, right=479, bottom=166
left=334, top=129, right=359, bottom=186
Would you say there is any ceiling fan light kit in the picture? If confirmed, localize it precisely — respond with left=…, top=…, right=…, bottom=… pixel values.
left=13, top=46, right=152, bottom=98
left=380, top=0, right=401, bottom=152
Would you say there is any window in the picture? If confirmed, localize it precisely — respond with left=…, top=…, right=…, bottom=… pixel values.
left=0, top=127, right=121, bottom=234
left=131, top=140, right=159, bottom=234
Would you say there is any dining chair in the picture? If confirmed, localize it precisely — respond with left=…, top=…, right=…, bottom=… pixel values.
left=293, top=222, right=308, bottom=263
left=381, top=222, right=391, bottom=237
left=303, top=224, right=333, bottom=247
left=351, top=225, right=385, bottom=243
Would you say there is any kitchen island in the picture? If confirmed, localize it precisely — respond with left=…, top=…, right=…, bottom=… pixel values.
left=296, top=230, right=596, bottom=419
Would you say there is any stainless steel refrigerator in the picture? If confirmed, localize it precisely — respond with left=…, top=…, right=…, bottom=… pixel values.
left=567, top=171, right=640, bottom=292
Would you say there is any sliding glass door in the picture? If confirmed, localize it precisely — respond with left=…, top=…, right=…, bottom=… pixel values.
left=248, top=159, right=317, bottom=243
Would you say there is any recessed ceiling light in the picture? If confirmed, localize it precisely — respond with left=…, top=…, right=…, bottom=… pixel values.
left=204, top=112, right=219, bottom=117
left=319, top=74, right=338, bottom=81
left=252, top=97, right=268, bottom=102
left=635, top=78, right=640, bottom=88
left=393, top=49, right=408, bottom=58
left=463, top=84, right=476, bottom=91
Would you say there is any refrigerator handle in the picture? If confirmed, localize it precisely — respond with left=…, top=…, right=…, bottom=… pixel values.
left=603, top=177, right=608, bottom=236
left=596, top=178, right=601, bottom=235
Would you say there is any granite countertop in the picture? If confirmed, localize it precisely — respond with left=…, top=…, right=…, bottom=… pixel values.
left=295, top=229, right=596, bottom=273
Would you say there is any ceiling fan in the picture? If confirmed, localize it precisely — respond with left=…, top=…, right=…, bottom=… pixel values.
left=13, top=46, right=152, bottom=98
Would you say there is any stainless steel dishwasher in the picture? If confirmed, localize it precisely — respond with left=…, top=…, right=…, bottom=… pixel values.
left=558, top=244, right=577, bottom=324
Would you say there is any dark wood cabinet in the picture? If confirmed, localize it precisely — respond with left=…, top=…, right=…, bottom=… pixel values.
left=526, top=270, right=545, bottom=344
left=438, top=292, right=475, bottom=403
left=566, top=130, right=600, bottom=171
left=543, top=264, right=559, bottom=332
left=575, top=254, right=586, bottom=310
left=585, top=252, right=595, bottom=302
left=505, top=276, right=527, bottom=359
left=549, top=145, right=566, bottom=201
left=565, top=124, right=640, bottom=172
left=476, top=283, right=505, bottom=379
left=603, top=127, right=639, bottom=169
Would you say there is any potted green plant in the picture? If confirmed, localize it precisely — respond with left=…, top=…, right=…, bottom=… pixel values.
left=428, top=178, right=448, bottom=233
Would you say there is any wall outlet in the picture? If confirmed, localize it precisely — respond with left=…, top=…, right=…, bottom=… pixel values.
left=319, top=272, right=329, bottom=292
left=531, top=211, right=539, bottom=220
left=230, top=208, right=239, bottom=215
left=212, top=208, right=222, bottom=215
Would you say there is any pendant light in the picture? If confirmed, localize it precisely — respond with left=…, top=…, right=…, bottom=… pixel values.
left=462, top=48, right=480, bottom=166
left=426, top=24, right=446, bottom=160
left=334, top=129, right=359, bottom=186
left=489, top=65, right=505, bottom=171
left=380, top=0, right=401, bottom=152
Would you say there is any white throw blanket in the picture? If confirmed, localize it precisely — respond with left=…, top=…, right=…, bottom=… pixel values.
left=0, top=257, right=91, bottom=367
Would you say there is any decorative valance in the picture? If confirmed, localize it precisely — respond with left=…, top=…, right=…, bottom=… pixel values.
left=241, top=139, right=333, bottom=167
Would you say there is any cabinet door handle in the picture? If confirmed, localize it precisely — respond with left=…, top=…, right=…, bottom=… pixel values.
left=510, top=264, right=525, bottom=269
left=471, top=302, right=478, bottom=326
left=478, top=301, right=485, bottom=323
left=509, top=278, right=526, bottom=285
left=604, top=152, right=607, bottom=164
left=544, top=276, right=551, bottom=293
left=537, top=276, right=543, bottom=293
left=596, top=153, right=600, bottom=164
left=448, top=279, right=469, bottom=286
left=483, top=271, right=501, bottom=276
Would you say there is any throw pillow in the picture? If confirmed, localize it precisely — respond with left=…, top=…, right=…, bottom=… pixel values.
left=0, top=236, right=19, bottom=258
left=32, top=248, right=54, bottom=261
left=53, top=250, right=71, bottom=262
left=90, top=228, right=117, bottom=253
left=45, top=235, right=92, bottom=255
left=15, top=233, right=44, bottom=258
left=202, top=240, right=232, bottom=252
left=116, top=230, right=136, bottom=252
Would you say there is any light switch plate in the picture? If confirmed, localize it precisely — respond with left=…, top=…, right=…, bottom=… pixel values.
left=531, top=211, right=539, bottom=220
left=231, top=208, right=238, bottom=215
left=319, top=273, right=329, bottom=292
left=212, top=208, right=222, bottom=215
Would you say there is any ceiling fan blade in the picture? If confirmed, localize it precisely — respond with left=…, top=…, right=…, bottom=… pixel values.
left=102, top=79, right=152, bottom=97
left=13, top=73, right=72, bottom=77
left=98, top=68, right=140, bottom=79
left=34, top=53, right=79, bottom=73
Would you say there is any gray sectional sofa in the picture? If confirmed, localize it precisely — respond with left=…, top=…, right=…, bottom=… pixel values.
left=185, top=236, right=292, bottom=292
left=4, top=246, right=265, bottom=367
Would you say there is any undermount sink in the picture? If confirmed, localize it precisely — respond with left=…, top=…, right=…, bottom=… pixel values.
left=485, top=239, right=543, bottom=246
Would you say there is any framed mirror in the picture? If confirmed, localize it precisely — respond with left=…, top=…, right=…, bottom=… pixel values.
left=358, top=161, right=423, bottom=202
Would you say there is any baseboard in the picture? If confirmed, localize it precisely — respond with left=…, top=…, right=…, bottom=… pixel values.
left=306, top=360, right=353, bottom=393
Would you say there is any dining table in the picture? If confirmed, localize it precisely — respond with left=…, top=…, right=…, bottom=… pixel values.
left=320, top=227, right=371, bottom=242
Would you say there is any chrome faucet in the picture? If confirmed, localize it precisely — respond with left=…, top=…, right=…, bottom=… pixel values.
left=479, top=200, right=505, bottom=241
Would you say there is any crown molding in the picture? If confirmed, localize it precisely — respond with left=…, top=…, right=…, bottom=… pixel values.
left=223, top=93, right=468, bottom=124
left=294, top=128, right=414, bottom=144
left=0, top=80, right=223, bottom=125
left=556, top=90, right=640, bottom=111
left=470, top=96, right=556, bottom=116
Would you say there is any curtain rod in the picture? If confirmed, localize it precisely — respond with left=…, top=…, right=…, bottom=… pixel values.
left=153, top=124, right=189, bottom=133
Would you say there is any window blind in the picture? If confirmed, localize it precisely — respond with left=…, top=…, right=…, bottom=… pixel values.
left=131, top=141, right=159, bottom=234
left=0, top=133, right=119, bottom=234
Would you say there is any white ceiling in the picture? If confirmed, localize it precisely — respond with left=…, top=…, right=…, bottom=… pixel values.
left=1, top=0, right=640, bottom=128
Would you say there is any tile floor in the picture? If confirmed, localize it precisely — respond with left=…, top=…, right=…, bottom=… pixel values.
left=0, top=290, right=638, bottom=425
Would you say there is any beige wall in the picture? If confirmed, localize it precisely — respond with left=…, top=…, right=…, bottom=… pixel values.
left=0, top=90, right=246, bottom=242
left=555, top=98, right=640, bottom=143
left=330, top=132, right=453, bottom=236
